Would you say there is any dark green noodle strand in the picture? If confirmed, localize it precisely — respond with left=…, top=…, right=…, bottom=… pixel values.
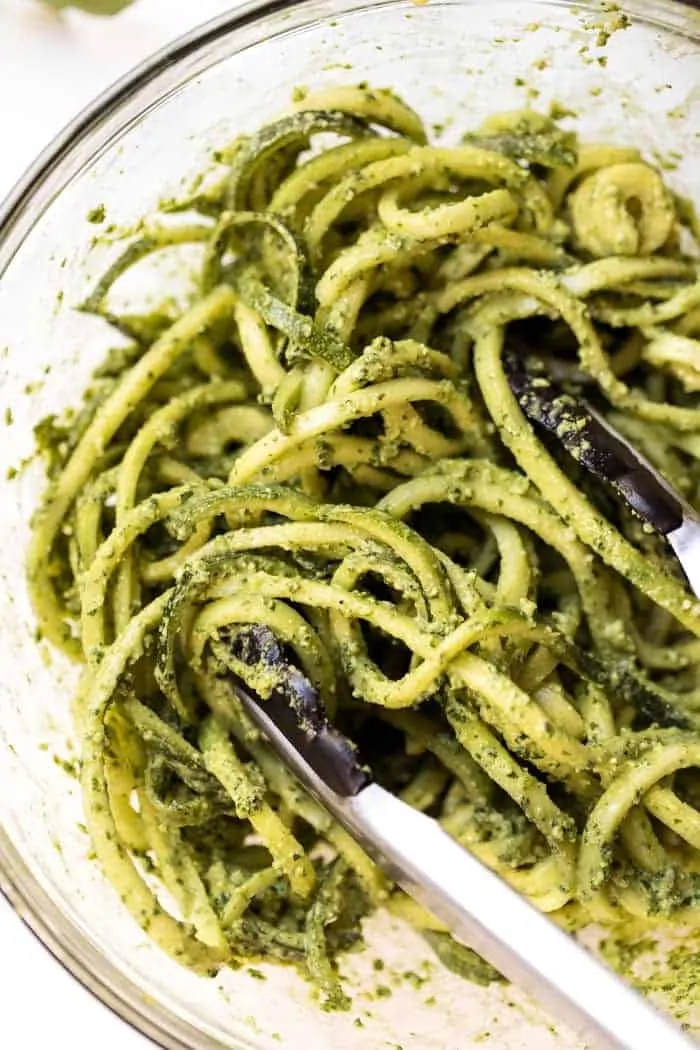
left=28, top=86, right=700, bottom=1001
left=304, top=859, right=353, bottom=1011
left=226, top=110, right=373, bottom=211
left=201, top=210, right=315, bottom=310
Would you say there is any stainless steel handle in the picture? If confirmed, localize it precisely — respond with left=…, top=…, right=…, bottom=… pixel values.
left=233, top=685, right=696, bottom=1049
left=668, top=514, right=700, bottom=600
left=339, top=785, right=695, bottom=1050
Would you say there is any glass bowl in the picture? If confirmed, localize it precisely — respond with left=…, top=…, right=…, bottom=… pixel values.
left=1, top=2, right=699, bottom=1048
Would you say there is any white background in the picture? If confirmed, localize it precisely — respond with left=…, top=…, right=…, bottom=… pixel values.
left=0, top=4, right=241, bottom=1045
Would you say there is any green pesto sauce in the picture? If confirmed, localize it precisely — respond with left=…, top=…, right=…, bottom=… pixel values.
left=24, top=75, right=700, bottom=1035
left=87, top=204, right=107, bottom=224
left=53, top=754, right=80, bottom=779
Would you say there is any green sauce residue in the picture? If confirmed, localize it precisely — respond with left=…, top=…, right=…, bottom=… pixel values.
left=582, top=2, right=632, bottom=49
left=87, top=204, right=107, bottom=224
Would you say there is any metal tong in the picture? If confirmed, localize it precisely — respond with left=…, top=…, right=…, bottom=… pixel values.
left=504, top=350, right=700, bottom=597
left=228, top=627, right=696, bottom=1050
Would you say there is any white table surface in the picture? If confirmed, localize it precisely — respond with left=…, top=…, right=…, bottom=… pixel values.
left=0, top=4, right=243, bottom=1045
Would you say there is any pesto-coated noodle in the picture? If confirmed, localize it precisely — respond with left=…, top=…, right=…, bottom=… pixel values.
left=27, top=87, right=700, bottom=1005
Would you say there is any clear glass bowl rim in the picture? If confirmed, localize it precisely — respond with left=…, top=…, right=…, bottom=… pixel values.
left=0, top=1, right=699, bottom=1047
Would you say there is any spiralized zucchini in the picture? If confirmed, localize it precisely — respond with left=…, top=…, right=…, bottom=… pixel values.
left=27, top=85, right=700, bottom=1005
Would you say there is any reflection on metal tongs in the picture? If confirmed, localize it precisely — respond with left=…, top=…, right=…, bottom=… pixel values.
left=227, top=627, right=696, bottom=1050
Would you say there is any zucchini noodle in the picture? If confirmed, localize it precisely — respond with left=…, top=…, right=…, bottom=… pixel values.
left=27, top=86, right=700, bottom=1004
